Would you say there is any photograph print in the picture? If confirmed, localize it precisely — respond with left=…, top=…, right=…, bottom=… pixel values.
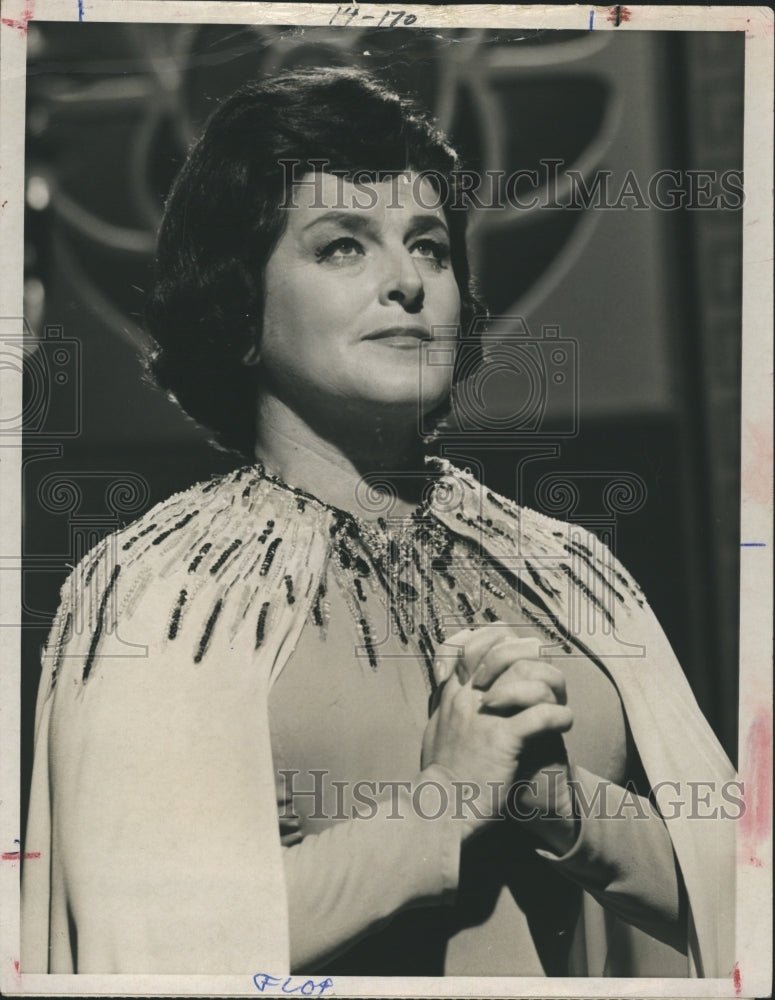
left=1, top=3, right=771, bottom=996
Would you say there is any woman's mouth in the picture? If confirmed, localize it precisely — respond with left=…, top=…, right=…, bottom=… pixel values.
left=362, top=326, right=431, bottom=348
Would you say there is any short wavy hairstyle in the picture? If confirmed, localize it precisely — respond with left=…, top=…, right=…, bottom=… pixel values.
left=145, top=67, right=485, bottom=458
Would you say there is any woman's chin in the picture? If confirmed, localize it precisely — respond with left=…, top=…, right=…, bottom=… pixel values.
left=346, top=385, right=451, bottom=422
left=342, top=367, right=452, bottom=414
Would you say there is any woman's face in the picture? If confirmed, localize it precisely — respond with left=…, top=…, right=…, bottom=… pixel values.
left=259, top=171, right=461, bottom=423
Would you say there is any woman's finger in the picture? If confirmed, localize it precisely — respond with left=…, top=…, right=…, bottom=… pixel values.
left=432, top=629, right=475, bottom=684
left=471, top=641, right=537, bottom=689
left=434, top=625, right=512, bottom=684
left=511, top=701, right=574, bottom=742
left=473, top=650, right=567, bottom=704
left=459, top=628, right=538, bottom=682
left=480, top=676, right=559, bottom=713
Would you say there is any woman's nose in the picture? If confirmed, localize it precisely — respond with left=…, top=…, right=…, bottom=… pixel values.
left=378, top=249, right=424, bottom=313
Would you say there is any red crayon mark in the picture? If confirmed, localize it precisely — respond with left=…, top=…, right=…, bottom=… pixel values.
left=607, top=5, right=631, bottom=25
left=740, top=709, right=773, bottom=867
left=742, top=418, right=773, bottom=505
left=1, top=850, right=40, bottom=861
left=733, top=961, right=742, bottom=995
left=1, top=0, right=34, bottom=34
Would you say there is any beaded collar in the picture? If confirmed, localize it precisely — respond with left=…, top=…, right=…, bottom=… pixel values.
left=53, top=456, right=643, bottom=698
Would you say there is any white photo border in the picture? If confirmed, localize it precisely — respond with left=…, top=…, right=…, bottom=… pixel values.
left=1, top=3, right=772, bottom=997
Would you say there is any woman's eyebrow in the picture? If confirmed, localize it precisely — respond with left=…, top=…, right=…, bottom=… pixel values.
left=301, top=212, right=376, bottom=235
left=300, top=211, right=450, bottom=241
left=404, top=214, right=450, bottom=240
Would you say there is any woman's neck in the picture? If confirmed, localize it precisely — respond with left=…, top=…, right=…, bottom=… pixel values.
left=253, top=393, right=431, bottom=519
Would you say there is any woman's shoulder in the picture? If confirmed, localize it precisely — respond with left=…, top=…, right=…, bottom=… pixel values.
left=72, top=464, right=325, bottom=581
left=438, top=458, right=645, bottom=607
left=438, top=458, right=597, bottom=543
left=43, top=464, right=334, bottom=691
left=56, top=464, right=335, bottom=638
left=64, top=466, right=244, bottom=587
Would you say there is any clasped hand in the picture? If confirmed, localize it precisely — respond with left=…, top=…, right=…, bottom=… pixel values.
left=421, top=627, right=578, bottom=850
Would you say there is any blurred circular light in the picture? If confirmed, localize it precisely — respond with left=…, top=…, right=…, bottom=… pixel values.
left=23, top=277, right=46, bottom=344
left=26, top=24, right=45, bottom=59
left=26, top=175, right=50, bottom=211
left=27, top=106, right=50, bottom=137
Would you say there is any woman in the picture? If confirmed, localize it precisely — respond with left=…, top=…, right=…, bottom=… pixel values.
left=22, top=68, right=736, bottom=978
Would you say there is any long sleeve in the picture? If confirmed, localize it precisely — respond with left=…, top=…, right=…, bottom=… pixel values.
left=281, top=767, right=461, bottom=971
left=440, top=462, right=736, bottom=975
left=536, top=764, right=687, bottom=953
left=19, top=470, right=335, bottom=974
left=22, top=563, right=292, bottom=973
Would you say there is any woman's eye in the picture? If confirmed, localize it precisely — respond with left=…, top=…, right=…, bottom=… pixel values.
left=410, top=238, right=450, bottom=269
left=315, top=237, right=365, bottom=265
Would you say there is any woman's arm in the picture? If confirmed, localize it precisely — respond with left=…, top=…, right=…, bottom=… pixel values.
left=283, top=631, right=583, bottom=970
left=528, top=763, right=688, bottom=953
left=23, top=542, right=294, bottom=974
left=282, top=765, right=461, bottom=971
left=461, top=625, right=689, bottom=954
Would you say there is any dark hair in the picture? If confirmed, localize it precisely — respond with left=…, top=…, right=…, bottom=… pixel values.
left=145, top=67, right=485, bottom=457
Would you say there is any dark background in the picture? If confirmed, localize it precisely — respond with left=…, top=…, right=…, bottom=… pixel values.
left=20, top=24, right=744, bottom=834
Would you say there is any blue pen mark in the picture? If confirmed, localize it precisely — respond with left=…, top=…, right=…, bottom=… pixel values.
left=253, top=973, right=334, bottom=996
left=589, top=10, right=595, bottom=30
left=740, top=542, right=766, bottom=547
left=77, top=0, right=84, bottom=21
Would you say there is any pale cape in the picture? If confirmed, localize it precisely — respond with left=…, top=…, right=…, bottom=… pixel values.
left=21, top=461, right=736, bottom=977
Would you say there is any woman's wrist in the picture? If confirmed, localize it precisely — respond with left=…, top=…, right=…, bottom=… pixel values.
left=514, top=763, right=580, bottom=856
left=416, top=764, right=495, bottom=843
